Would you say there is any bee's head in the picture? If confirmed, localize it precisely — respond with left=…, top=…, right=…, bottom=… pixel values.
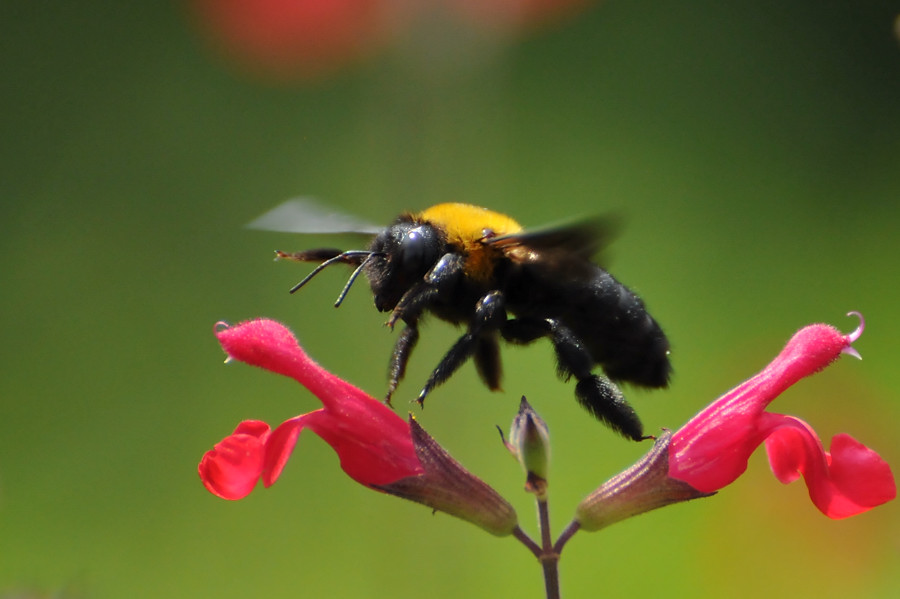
left=366, top=221, right=443, bottom=311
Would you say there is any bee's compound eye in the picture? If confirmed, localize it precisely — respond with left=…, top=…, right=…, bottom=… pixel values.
left=400, top=225, right=438, bottom=271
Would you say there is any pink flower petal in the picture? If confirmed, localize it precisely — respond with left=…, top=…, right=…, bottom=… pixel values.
left=202, top=319, right=423, bottom=498
left=765, top=418, right=896, bottom=518
left=669, top=323, right=855, bottom=492
left=261, top=415, right=308, bottom=487
left=301, top=408, right=423, bottom=486
left=668, top=316, right=896, bottom=518
left=215, top=319, right=396, bottom=420
left=199, top=420, right=271, bottom=500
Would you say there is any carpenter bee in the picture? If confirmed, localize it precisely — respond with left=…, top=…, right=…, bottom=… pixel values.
left=248, top=199, right=671, bottom=440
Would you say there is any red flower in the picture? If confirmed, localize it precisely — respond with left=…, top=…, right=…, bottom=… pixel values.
left=199, top=318, right=423, bottom=499
left=668, top=313, right=896, bottom=519
left=198, top=318, right=519, bottom=535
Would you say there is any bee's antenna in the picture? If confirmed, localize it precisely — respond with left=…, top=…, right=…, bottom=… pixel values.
left=334, top=252, right=383, bottom=307
left=288, top=250, right=373, bottom=294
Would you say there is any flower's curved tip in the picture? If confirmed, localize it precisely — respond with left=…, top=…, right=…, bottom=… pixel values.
left=213, top=321, right=236, bottom=363
left=842, top=311, right=865, bottom=360
left=842, top=346, right=862, bottom=361
left=845, top=311, right=865, bottom=341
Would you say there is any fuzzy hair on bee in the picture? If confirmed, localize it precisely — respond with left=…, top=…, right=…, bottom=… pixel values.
left=249, top=199, right=672, bottom=441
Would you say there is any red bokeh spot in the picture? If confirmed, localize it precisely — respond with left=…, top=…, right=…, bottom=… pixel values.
left=191, top=0, right=405, bottom=79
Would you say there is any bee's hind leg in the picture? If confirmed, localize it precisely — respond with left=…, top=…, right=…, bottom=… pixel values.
left=503, top=317, right=645, bottom=441
left=573, top=376, right=644, bottom=441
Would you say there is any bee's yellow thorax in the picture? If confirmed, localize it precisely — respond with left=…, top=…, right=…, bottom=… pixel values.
left=416, top=203, right=523, bottom=281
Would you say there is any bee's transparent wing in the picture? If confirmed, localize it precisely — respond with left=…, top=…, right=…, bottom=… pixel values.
left=246, top=198, right=382, bottom=235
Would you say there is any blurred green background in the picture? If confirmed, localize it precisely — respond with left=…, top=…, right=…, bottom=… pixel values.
left=2, top=1, right=898, bottom=597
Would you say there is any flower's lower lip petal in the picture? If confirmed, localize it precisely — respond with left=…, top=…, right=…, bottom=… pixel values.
left=826, top=433, right=896, bottom=510
left=764, top=416, right=896, bottom=518
left=200, top=457, right=260, bottom=499
left=764, top=415, right=824, bottom=487
left=232, top=420, right=272, bottom=438
left=262, top=414, right=311, bottom=487
left=199, top=423, right=271, bottom=500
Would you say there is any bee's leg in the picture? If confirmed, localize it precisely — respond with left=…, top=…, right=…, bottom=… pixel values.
left=417, top=291, right=507, bottom=406
left=386, top=322, right=419, bottom=405
left=505, top=317, right=644, bottom=441
left=387, top=253, right=464, bottom=328
left=385, top=281, right=436, bottom=329
left=385, top=254, right=467, bottom=402
left=473, top=335, right=502, bottom=391
left=573, top=376, right=644, bottom=441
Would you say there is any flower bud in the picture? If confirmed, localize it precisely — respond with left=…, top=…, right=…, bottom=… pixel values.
left=506, top=396, right=551, bottom=497
left=575, top=430, right=714, bottom=532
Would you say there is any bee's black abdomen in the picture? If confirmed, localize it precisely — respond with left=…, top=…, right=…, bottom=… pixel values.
left=510, top=263, right=671, bottom=390
left=579, top=269, right=671, bottom=389
left=600, top=309, right=671, bottom=388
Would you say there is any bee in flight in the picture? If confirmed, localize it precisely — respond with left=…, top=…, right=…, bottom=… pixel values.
left=248, top=199, right=671, bottom=440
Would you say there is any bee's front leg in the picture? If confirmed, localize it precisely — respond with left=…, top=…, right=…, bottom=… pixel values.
left=386, top=322, right=419, bottom=405
left=386, top=253, right=464, bottom=328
